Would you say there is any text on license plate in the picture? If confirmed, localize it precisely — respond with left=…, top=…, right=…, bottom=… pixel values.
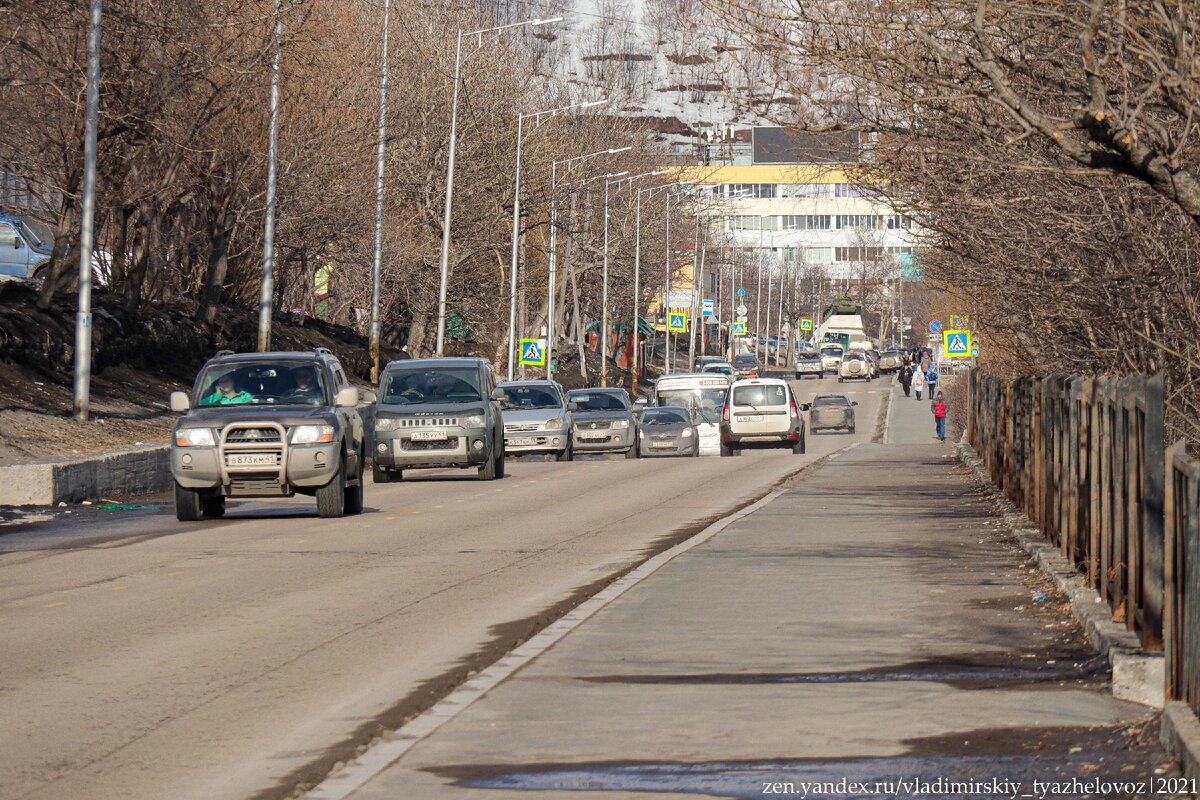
left=650, top=442, right=674, bottom=448
left=507, top=437, right=538, bottom=446
left=739, top=415, right=764, bottom=423
left=226, top=453, right=277, bottom=467
left=410, top=430, right=448, bottom=441
left=579, top=431, right=608, bottom=439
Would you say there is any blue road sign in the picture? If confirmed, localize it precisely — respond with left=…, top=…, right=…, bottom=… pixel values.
left=737, top=288, right=746, bottom=297
left=668, top=313, right=687, bottom=333
left=943, top=329, right=971, bottom=358
left=702, top=299, right=714, bottom=318
left=929, top=320, right=943, bottom=334
left=518, top=338, right=546, bottom=366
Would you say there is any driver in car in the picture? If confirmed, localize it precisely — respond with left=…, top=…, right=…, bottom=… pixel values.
left=283, top=367, right=322, bottom=403
left=203, top=375, right=253, bottom=406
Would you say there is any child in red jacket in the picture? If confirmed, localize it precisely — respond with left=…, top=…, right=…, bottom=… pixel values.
left=933, top=392, right=947, bottom=441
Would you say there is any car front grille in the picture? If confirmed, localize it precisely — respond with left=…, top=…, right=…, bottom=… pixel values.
left=229, top=478, right=283, bottom=494
left=505, top=423, right=539, bottom=433
left=225, top=427, right=283, bottom=444
left=580, top=420, right=612, bottom=430
left=398, top=417, right=460, bottom=428
left=402, top=436, right=460, bottom=451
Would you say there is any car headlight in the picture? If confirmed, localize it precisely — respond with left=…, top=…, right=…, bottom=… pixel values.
left=639, top=430, right=646, bottom=440
left=376, top=417, right=399, bottom=432
left=543, top=417, right=564, bottom=431
left=291, top=424, right=335, bottom=444
left=175, top=428, right=214, bottom=447
left=681, top=428, right=693, bottom=438
left=462, top=414, right=485, bottom=428
left=613, top=419, right=630, bottom=429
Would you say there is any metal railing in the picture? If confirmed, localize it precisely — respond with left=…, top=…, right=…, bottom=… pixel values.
left=968, top=368, right=1200, bottom=712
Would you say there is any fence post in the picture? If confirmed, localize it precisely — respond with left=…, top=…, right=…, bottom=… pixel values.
left=1141, top=373, right=1166, bottom=650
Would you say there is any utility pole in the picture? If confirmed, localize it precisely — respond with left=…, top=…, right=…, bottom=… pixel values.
left=369, top=0, right=391, bottom=382
left=258, top=0, right=283, bottom=352
left=73, top=0, right=102, bottom=422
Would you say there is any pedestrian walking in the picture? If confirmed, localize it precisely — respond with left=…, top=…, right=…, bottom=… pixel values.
left=912, top=366, right=925, bottom=400
left=925, top=364, right=939, bottom=404
left=933, top=391, right=947, bottom=441
left=899, top=363, right=913, bottom=397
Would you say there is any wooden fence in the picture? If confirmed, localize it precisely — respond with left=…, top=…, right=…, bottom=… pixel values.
left=967, top=369, right=1200, bottom=713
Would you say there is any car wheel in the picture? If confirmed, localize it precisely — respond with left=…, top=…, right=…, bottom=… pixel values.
left=792, top=434, right=806, bottom=455
left=479, top=448, right=499, bottom=480
left=849, top=424, right=856, bottom=434
left=555, top=445, right=573, bottom=462
left=625, top=443, right=639, bottom=459
left=175, top=482, right=205, bottom=522
left=316, top=466, right=347, bottom=518
left=372, top=462, right=397, bottom=483
left=818, top=371, right=824, bottom=379
left=201, top=495, right=226, bottom=519
left=344, top=454, right=364, bottom=515
left=838, top=376, right=844, bottom=383
left=495, top=441, right=506, bottom=478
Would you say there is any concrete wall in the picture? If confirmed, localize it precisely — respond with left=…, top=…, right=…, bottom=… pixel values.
left=0, top=446, right=171, bottom=506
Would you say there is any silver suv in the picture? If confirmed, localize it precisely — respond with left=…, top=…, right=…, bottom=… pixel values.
left=373, top=358, right=505, bottom=481
left=498, top=380, right=573, bottom=461
left=169, top=349, right=368, bottom=521
left=566, top=387, right=639, bottom=459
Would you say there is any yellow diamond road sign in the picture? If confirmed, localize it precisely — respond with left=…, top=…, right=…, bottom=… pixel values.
left=733, top=321, right=747, bottom=337
left=943, top=329, right=971, bottom=358
left=518, top=338, right=546, bottom=366
left=668, top=312, right=687, bottom=333
left=799, top=318, right=813, bottom=331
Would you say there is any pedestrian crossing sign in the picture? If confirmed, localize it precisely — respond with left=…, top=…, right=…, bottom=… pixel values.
left=733, top=321, right=747, bottom=337
left=668, top=312, right=687, bottom=333
left=799, top=318, right=813, bottom=331
left=519, top=338, right=546, bottom=366
left=943, top=329, right=971, bottom=358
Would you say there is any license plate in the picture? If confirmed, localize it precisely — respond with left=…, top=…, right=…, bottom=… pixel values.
left=410, top=430, right=448, bottom=441
left=507, top=437, right=538, bottom=446
left=579, top=431, right=608, bottom=440
left=650, top=442, right=674, bottom=449
left=226, top=453, right=277, bottom=467
left=739, top=415, right=764, bottom=423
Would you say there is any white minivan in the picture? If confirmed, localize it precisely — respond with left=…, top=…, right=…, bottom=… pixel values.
left=719, top=378, right=806, bottom=457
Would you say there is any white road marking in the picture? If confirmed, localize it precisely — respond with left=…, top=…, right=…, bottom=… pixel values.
left=303, top=488, right=791, bottom=800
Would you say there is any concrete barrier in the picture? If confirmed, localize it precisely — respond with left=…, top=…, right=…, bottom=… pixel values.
left=0, top=446, right=171, bottom=506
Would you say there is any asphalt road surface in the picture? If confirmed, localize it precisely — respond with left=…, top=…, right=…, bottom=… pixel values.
left=0, top=374, right=889, bottom=800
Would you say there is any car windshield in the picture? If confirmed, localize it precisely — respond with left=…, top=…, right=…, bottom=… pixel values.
left=502, top=385, right=562, bottom=410
left=821, top=348, right=844, bottom=358
left=813, top=395, right=849, bottom=408
left=799, top=352, right=819, bottom=360
left=196, top=361, right=328, bottom=407
left=733, top=384, right=788, bottom=406
left=703, top=364, right=732, bottom=375
left=383, top=367, right=483, bottom=405
left=568, top=391, right=629, bottom=411
left=656, top=388, right=727, bottom=424
left=644, top=408, right=690, bottom=425
left=732, top=355, right=757, bottom=366
left=16, top=217, right=52, bottom=248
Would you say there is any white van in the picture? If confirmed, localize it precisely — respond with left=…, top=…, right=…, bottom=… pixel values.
left=651, top=374, right=730, bottom=456
left=719, top=378, right=806, bottom=457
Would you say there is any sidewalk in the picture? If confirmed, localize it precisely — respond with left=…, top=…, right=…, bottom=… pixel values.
left=331, top=409, right=1173, bottom=799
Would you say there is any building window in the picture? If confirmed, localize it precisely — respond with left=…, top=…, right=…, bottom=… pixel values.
left=835, top=246, right=886, bottom=262
left=779, top=183, right=833, bottom=198
left=729, top=216, right=778, bottom=231
left=886, top=215, right=913, bottom=229
left=805, top=247, right=834, bottom=263
left=727, top=183, right=776, bottom=199
left=834, top=184, right=872, bottom=198
left=780, top=215, right=832, bottom=230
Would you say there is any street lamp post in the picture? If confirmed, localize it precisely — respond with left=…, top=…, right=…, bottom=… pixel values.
left=258, top=0, right=283, bottom=352
left=73, top=0, right=102, bottom=422
left=506, top=99, right=606, bottom=381
left=369, top=0, right=391, bottom=383
left=547, top=147, right=631, bottom=379
left=434, top=16, right=562, bottom=358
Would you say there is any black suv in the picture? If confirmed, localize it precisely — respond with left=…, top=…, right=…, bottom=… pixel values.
left=169, top=348, right=369, bottom=521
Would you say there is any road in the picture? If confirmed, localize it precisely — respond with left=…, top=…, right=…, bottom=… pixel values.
left=0, top=374, right=888, bottom=800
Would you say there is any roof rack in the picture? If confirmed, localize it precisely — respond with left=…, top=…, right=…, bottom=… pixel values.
left=213, top=349, right=235, bottom=358
left=313, top=347, right=334, bottom=357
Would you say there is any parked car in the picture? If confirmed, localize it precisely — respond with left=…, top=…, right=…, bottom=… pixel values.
left=701, top=361, right=736, bottom=384
left=819, top=345, right=844, bottom=373
left=567, top=387, right=639, bottom=458
left=497, top=380, right=572, bottom=461
left=809, top=393, right=858, bottom=434
left=0, top=214, right=53, bottom=280
left=637, top=406, right=700, bottom=458
left=731, top=353, right=762, bottom=378
left=876, top=350, right=903, bottom=373
left=794, top=351, right=824, bottom=379
left=693, top=355, right=725, bottom=372
left=839, top=351, right=871, bottom=382
left=373, top=357, right=506, bottom=481
left=169, top=348, right=369, bottom=521
left=719, top=378, right=806, bottom=456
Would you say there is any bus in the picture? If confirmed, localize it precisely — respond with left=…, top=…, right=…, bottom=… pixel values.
left=651, top=374, right=730, bottom=457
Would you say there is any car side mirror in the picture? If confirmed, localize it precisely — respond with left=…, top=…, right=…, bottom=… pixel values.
left=567, top=401, right=579, bottom=412
left=361, top=390, right=377, bottom=404
left=852, top=401, right=859, bottom=406
left=800, top=403, right=811, bottom=411
left=13, top=238, right=22, bottom=249
left=335, top=387, right=359, bottom=407
left=490, top=387, right=507, bottom=401
left=169, top=391, right=190, bottom=413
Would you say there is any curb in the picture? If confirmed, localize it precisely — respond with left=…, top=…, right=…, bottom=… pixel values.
left=0, top=446, right=171, bottom=506
left=956, top=441, right=1165, bottom=709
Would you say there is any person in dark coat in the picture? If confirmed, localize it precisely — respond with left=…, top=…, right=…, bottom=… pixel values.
left=899, top=363, right=913, bottom=397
